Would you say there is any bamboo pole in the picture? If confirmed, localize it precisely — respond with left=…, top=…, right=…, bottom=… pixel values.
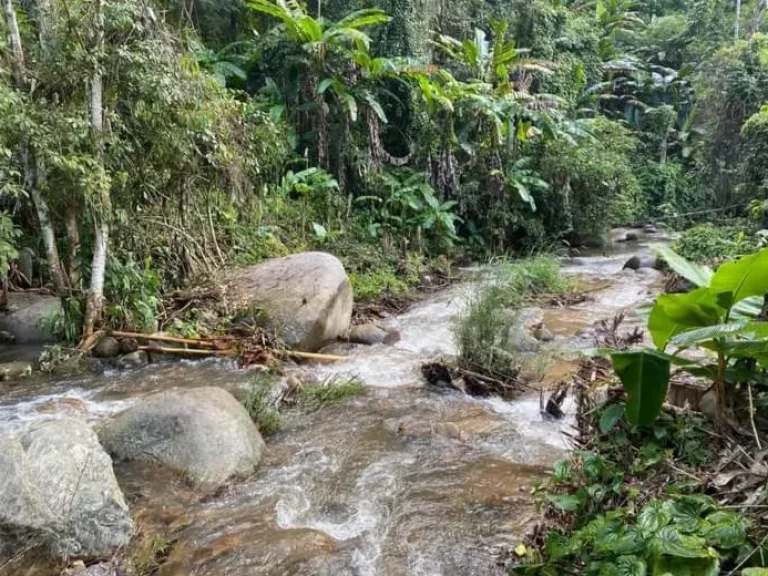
left=138, top=346, right=237, bottom=357
left=282, top=350, right=347, bottom=362
left=111, top=331, right=219, bottom=348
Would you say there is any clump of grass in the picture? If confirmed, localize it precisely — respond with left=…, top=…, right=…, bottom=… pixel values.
left=298, top=375, right=364, bottom=410
left=494, top=254, right=569, bottom=306
left=130, top=533, right=173, bottom=575
left=455, top=255, right=568, bottom=375
left=242, top=373, right=282, bottom=435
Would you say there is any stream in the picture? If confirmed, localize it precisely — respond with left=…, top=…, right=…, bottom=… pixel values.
left=0, top=231, right=668, bottom=576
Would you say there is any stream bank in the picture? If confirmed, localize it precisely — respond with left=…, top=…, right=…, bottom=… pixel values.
left=0, top=232, right=668, bottom=576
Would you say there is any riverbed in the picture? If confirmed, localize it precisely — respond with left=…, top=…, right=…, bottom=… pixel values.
left=0, top=232, right=667, bottom=576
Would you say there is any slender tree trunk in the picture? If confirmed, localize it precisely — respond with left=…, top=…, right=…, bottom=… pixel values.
left=29, top=152, right=68, bottom=293
left=83, top=0, right=109, bottom=337
left=64, top=205, right=81, bottom=289
left=3, top=0, right=68, bottom=295
left=366, top=106, right=383, bottom=169
left=736, top=0, right=742, bottom=39
left=2, top=0, right=25, bottom=86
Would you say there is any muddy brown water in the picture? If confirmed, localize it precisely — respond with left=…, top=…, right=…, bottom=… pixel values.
left=0, top=231, right=669, bottom=576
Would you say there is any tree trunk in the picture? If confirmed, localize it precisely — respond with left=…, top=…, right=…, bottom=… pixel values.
left=2, top=0, right=25, bottom=86
left=83, top=0, right=109, bottom=337
left=366, top=105, right=383, bottom=170
left=64, top=204, right=81, bottom=289
left=29, top=152, right=68, bottom=294
left=736, top=0, right=742, bottom=39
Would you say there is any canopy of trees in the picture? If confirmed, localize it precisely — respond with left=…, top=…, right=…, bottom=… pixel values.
left=2, top=0, right=768, bottom=335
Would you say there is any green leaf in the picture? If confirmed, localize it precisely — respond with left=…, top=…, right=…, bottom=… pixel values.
left=669, top=321, right=749, bottom=349
left=654, top=244, right=713, bottom=288
left=703, top=510, right=748, bottom=549
left=638, top=500, right=672, bottom=536
left=652, top=555, right=719, bottom=576
left=648, top=289, right=724, bottom=350
left=611, top=351, right=670, bottom=427
left=711, top=247, right=768, bottom=306
left=547, top=493, right=582, bottom=513
left=648, top=526, right=713, bottom=558
left=742, top=569, right=768, bottom=575
left=599, top=404, right=625, bottom=433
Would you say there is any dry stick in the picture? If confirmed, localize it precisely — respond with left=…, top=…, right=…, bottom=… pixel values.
left=748, top=381, right=763, bottom=451
left=727, top=530, right=768, bottom=576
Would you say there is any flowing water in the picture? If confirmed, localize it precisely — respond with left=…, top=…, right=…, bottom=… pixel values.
left=0, top=230, right=669, bottom=576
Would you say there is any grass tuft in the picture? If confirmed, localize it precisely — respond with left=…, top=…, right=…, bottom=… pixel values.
left=298, top=375, right=364, bottom=410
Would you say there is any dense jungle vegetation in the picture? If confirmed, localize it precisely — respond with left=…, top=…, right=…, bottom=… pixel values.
left=3, top=0, right=768, bottom=336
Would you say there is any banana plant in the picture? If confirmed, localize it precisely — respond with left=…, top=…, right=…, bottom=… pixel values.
left=609, top=245, right=768, bottom=428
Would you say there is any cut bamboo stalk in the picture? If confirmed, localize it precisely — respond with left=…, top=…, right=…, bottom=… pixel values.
left=112, top=331, right=218, bottom=348
left=138, top=346, right=237, bottom=357
left=282, top=350, right=347, bottom=362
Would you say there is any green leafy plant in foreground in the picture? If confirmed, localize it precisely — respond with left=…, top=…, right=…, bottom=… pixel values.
left=609, top=245, right=768, bottom=428
left=513, top=492, right=751, bottom=575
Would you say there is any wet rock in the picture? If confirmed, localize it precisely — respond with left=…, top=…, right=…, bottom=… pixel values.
left=0, top=330, right=15, bottom=344
left=0, top=360, right=32, bottom=380
left=114, top=350, right=148, bottom=369
left=383, top=328, right=401, bottom=345
left=99, top=387, right=265, bottom=486
left=623, top=255, right=661, bottom=271
left=533, top=324, right=554, bottom=342
left=36, top=397, right=88, bottom=417
left=508, top=329, right=540, bottom=353
left=636, top=267, right=664, bottom=280
left=644, top=224, right=658, bottom=234
left=118, top=338, right=139, bottom=354
left=617, top=232, right=639, bottom=243
left=0, top=419, right=133, bottom=559
left=93, top=336, right=120, bottom=358
left=61, top=561, right=117, bottom=576
left=222, top=252, right=352, bottom=352
left=0, top=293, right=61, bottom=344
left=347, top=323, right=387, bottom=345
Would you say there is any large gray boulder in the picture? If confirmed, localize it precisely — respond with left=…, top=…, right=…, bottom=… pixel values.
left=98, top=387, right=265, bottom=486
left=623, top=255, right=663, bottom=271
left=0, top=293, right=61, bottom=344
left=223, top=252, right=352, bottom=351
left=0, top=419, right=133, bottom=560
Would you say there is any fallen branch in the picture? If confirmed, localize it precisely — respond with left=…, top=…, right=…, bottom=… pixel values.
left=78, top=330, right=103, bottom=352
left=281, top=350, right=347, bottom=363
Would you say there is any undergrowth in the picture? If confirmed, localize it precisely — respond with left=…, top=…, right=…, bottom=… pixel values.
left=512, top=401, right=767, bottom=575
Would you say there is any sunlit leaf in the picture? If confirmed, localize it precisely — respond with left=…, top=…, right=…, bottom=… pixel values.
left=611, top=350, right=670, bottom=427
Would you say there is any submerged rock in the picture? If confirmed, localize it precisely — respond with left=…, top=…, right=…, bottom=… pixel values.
left=0, top=360, right=32, bottom=380
left=0, top=419, right=133, bottom=560
left=99, top=387, right=265, bottom=486
left=223, top=252, right=352, bottom=352
left=114, top=350, right=148, bottom=369
left=347, top=323, right=387, bottom=345
left=635, top=267, right=664, bottom=280
left=623, top=255, right=662, bottom=271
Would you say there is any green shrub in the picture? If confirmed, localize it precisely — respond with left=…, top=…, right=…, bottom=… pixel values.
left=350, top=266, right=409, bottom=300
left=103, top=254, right=161, bottom=332
left=673, top=223, right=758, bottom=264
